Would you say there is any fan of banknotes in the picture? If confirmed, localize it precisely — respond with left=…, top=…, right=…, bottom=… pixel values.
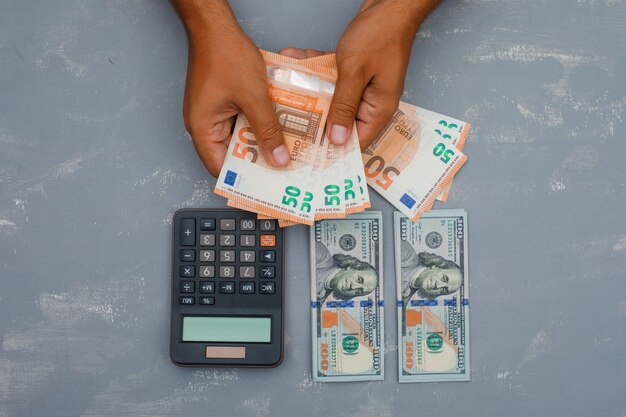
left=215, top=51, right=470, bottom=225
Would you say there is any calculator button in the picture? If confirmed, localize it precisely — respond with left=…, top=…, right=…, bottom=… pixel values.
left=200, top=234, right=216, bottom=247
left=220, top=234, right=235, bottom=247
left=240, top=219, right=256, bottom=231
left=260, top=250, right=275, bottom=263
left=239, top=266, right=255, bottom=278
left=199, top=281, right=215, bottom=293
left=180, top=249, right=195, bottom=262
left=199, top=250, right=215, bottom=262
left=219, top=266, right=235, bottom=278
left=200, top=218, right=216, bottom=231
left=199, top=265, right=215, bottom=278
left=220, top=250, right=236, bottom=262
left=260, top=266, right=275, bottom=278
left=260, top=282, right=275, bottom=294
left=180, top=265, right=195, bottom=278
left=199, top=296, right=215, bottom=305
left=220, top=219, right=236, bottom=231
left=179, top=281, right=195, bottom=293
left=260, top=235, right=276, bottom=247
left=219, top=282, right=235, bottom=294
left=240, top=234, right=256, bottom=247
left=259, top=219, right=275, bottom=231
left=179, top=296, right=195, bottom=305
left=240, top=250, right=255, bottom=263
left=180, top=219, right=195, bottom=246
left=240, top=282, right=255, bottom=294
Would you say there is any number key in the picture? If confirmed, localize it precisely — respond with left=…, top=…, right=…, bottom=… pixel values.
left=199, top=265, right=215, bottom=278
left=259, top=219, right=275, bottom=231
left=240, top=234, right=256, bottom=247
left=219, top=266, right=235, bottom=278
left=200, top=250, right=215, bottom=262
left=240, top=219, right=256, bottom=231
left=220, top=234, right=235, bottom=247
left=200, top=234, right=215, bottom=246
left=240, top=250, right=255, bottom=263
left=220, top=250, right=236, bottom=262
left=240, top=266, right=255, bottom=278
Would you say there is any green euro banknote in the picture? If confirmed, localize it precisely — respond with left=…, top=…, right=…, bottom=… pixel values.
left=394, top=210, right=470, bottom=382
left=310, top=211, right=384, bottom=382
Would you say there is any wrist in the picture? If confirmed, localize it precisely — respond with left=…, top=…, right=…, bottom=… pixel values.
left=172, top=0, right=241, bottom=43
left=366, top=0, right=439, bottom=33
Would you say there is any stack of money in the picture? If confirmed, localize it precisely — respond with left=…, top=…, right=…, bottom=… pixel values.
left=215, top=51, right=470, bottom=224
left=215, top=52, right=370, bottom=226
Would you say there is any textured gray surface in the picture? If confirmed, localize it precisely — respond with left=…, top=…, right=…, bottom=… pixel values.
left=1, top=0, right=626, bottom=416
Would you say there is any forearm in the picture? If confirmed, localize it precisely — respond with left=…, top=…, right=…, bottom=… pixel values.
left=171, top=0, right=242, bottom=42
left=359, top=0, right=441, bottom=35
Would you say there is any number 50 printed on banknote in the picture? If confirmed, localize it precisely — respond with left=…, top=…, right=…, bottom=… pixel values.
left=395, top=210, right=470, bottom=382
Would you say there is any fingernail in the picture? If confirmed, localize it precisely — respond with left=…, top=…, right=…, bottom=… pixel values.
left=329, top=124, right=348, bottom=145
left=272, top=145, right=290, bottom=166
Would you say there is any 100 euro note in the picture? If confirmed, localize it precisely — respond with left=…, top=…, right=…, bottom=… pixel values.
left=394, top=210, right=470, bottom=382
left=362, top=103, right=467, bottom=222
left=310, top=212, right=384, bottom=381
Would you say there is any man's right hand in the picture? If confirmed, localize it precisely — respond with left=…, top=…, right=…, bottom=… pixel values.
left=172, top=0, right=289, bottom=177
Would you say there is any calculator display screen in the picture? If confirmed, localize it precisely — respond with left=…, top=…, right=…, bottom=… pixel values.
left=182, top=316, right=272, bottom=343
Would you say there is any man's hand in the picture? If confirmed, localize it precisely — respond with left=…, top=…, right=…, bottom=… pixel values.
left=172, top=0, right=289, bottom=177
left=281, top=0, right=439, bottom=150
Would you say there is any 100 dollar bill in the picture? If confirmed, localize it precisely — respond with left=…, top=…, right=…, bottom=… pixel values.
left=310, top=212, right=384, bottom=382
left=394, top=210, right=470, bottom=382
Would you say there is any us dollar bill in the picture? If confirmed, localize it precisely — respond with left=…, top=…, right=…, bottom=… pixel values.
left=310, top=212, right=384, bottom=382
left=394, top=210, right=470, bottom=382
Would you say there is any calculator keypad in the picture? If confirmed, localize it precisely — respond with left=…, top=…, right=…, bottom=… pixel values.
left=174, top=213, right=282, bottom=307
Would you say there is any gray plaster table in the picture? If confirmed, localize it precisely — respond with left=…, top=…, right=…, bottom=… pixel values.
left=1, top=1, right=625, bottom=416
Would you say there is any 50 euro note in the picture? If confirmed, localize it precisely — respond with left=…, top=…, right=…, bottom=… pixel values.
left=265, top=51, right=369, bottom=220
left=394, top=210, right=470, bottom=382
left=298, top=53, right=470, bottom=217
left=218, top=51, right=370, bottom=225
left=362, top=101, right=467, bottom=222
left=310, top=212, right=384, bottom=382
left=408, top=105, right=471, bottom=202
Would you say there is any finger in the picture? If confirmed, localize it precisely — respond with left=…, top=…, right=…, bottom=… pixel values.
left=192, top=135, right=230, bottom=178
left=240, top=92, right=289, bottom=167
left=355, top=95, right=399, bottom=150
left=327, top=68, right=368, bottom=146
left=278, top=47, right=331, bottom=59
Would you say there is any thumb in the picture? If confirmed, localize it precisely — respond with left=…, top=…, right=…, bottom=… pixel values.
left=326, top=71, right=367, bottom=146
left=240, top=92, right=290, bottom=168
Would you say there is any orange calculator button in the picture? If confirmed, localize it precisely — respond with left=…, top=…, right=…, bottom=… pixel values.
left=260, top=235, right=276, bottom=247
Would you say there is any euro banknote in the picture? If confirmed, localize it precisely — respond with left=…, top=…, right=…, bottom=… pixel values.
left=362, top=103, right=467, bottom=222
left=298, top=53, right=470, bottom=204
left=394, top=210, right=470, bottom=382
left=310, top=212, right=384, bottom=382
left=215, top=51, right=371, bottom=225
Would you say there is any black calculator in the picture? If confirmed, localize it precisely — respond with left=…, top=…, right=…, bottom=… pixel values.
left=170, top=209, right=284, bottom=367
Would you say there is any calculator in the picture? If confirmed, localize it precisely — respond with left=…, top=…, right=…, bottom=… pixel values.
left=170, top=209, right=284, bottom=367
